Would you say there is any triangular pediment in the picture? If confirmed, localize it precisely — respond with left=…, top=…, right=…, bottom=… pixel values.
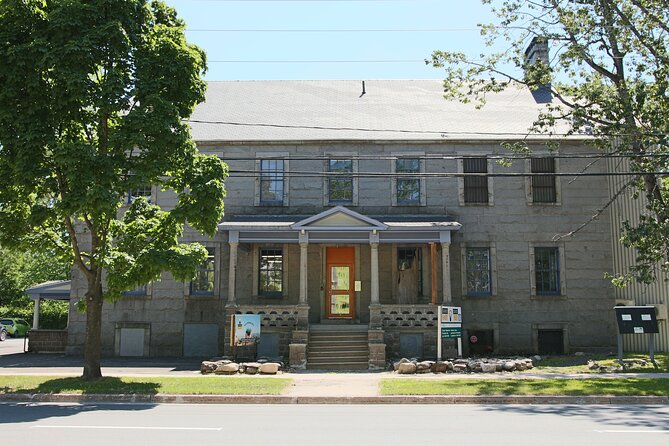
left=292, top=206, right=387, bottom=231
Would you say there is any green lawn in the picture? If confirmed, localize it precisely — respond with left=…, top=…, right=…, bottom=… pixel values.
left=380, top=378, right=669, bottom=396
left=535, top=352, right=668, bottom=374
left=0, top=376, right=291, bottom=395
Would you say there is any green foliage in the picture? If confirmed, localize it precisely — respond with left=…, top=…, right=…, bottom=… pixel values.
left=0, top=1, right=227, bottom=377
left=430, top=0, right=669, bottom=285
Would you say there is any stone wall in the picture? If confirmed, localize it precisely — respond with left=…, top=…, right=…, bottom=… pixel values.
left=29, top=330, right=68, bottom=353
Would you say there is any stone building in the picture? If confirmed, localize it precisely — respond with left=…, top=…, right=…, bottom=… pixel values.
left=67, top=75, right=620, bottom=367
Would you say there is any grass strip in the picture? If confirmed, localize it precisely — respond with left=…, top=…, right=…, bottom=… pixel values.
left=535, top=353, right=668, bottom=374
left=0, top=376, right=291, bottom=395
left=380, top=378, right=669, bottom=396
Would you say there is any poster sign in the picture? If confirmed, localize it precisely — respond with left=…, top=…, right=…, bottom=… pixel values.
left=233, top=314, right=261, bottom=347
left=441, top=323, right=462, bottom=338
left=441, top=306, right=462, bottom=323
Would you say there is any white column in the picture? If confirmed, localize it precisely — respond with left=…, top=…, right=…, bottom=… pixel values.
left=32, top=298, right=40, bottom=330
left=441, top=242, right=452, bottom=304
left=299, top=242, right=308, bottom=304
left=370, top=242, right=380, bottom=304
left=228, top=241, right=238, bottom=304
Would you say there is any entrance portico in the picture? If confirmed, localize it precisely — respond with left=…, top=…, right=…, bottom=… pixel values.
left=218, top=206, right=461, bottom=367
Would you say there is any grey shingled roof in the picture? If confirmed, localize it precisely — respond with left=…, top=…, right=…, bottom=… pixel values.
left=189, top=80, right=573, bottom=142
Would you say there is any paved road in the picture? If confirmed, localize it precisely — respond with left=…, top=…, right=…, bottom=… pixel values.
left=0, top=337, right=27, bottom=356
left=0, top=403, right=667, bottom=445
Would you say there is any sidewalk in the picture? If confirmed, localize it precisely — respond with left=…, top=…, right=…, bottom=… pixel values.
left=1, top=352, right=668, bottom=404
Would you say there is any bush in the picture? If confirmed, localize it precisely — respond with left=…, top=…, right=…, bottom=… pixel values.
left=0, top=297, right=68, bottom=330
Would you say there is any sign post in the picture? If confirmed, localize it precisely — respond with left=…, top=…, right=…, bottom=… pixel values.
left=614, top=306, right=659, bottom=367
left=438, top=305, right=462, bottom=360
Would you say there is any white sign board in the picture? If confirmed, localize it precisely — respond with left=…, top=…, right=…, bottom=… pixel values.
left=438, top=305, right=463, bottom=360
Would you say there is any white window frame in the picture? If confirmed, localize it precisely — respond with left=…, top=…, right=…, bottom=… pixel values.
left=184, top=242, right=221, bottom=298
left=323, top=151, right=359, bottom=206
left=252, top=244, right=288, bottom=299
left=255, top=152, right=290, bottom=206
left=460, top=243, right=497, bottom=297
left=391, top=152, right=426, bottom=206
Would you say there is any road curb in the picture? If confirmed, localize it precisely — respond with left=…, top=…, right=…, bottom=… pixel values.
left=1, top=393, right=668, bottom=405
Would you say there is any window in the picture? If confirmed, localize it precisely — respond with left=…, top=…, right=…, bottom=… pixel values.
left=395, top=158, right=421, bottom=204
left=534, top=247, right=560, bottom=295
left=328, top=159, right=353, bottom=204
left=465, top=247, right=491, bottom=296
left=259, top=159, right=284, bottom=204
left=397, top=247, right=423, bottom=296
left=259, top=248, right=283, bottom=297
left=123, top=285, right=147, bottom=296
left=463, top=158, right=489, bottom=204
left=190, top=248, right=215, bottom=296
left=128, top=184, right=152, bottom=203
left=531, top=158, right=557, bottom=203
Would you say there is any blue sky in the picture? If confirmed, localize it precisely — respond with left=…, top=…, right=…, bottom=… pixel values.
left=164, top=0, right=508, bottom=80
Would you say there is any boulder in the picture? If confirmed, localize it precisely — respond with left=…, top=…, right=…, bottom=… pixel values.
left=515, top=360, right=527, bottom=371
left=259, top=362, right=280, bottom=374
left=502, top=361, right=516, bottom=372
left=453, top=363, right=468, bottom=373
left=481, top=362, right=497, bottom=373
left=495, top=362, right=503, bottom=372
left=531, top=355, right=542, bottom=363
left=215, top=362, right=240, bottom=375
left=431, top=361, right=452, bottom=373
left=244, top=362, right=261, bottom=375
left=469, top=361, right=483, bottom=372
left=200, top=361, right=218, bottom=374
left=393, top=358, right=411, bottom=371
left=587, top=360, right=601, bottom=370
left=397, top=362, right=417, bottom=374
left=416, top=361, right=434, bottom=373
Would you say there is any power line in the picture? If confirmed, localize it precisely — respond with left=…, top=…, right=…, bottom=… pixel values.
left=225, top=170, right=668, bottom=178
left=187, top=119, right=668, bottom=138
left=214, top=153, right=669, bottom=161
left=207, top=59, right=425, bottom=63
left=188, top=28, right=484, bottom=33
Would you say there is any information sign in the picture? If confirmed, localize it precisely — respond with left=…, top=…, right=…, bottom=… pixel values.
left=233, top=314, right=261, bottom=347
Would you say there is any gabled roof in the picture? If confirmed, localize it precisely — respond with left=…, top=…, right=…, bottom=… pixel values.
left=26, top=280, right=71, bottom=301
left=292, top=206, right=387, bottom=231
left=190, top=80, right=575, bottom=142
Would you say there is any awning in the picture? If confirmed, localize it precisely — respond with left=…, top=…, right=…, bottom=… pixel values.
left=26, top=280, right=71, bottom=301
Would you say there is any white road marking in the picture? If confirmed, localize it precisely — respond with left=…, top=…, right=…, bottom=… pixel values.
left=595, top=430, right=668, bottom=434
left=32, top=425, right=222, bottom=431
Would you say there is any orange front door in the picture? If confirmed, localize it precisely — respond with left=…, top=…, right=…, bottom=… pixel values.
left=326, top=247, right=355, bottom=319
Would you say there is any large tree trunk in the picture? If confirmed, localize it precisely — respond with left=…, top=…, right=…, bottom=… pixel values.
left=82, top=277, right=103, bottom=380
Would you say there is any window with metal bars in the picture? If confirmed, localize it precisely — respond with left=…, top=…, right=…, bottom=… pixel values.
left=259, top=248, right=283, bottom=297
left=463, top=158, right=489, bottom=204
left=531, top=158, right=557, bottom=203
left=259, top=159, right=284, bottom=204
left=534, top=247, right=560, bottom=295
left=328, top=159, right=353, bottom=204
left=395, top=158, right=421, bottom=204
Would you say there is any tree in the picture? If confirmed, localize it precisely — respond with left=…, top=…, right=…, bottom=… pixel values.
left=0, top=0, right=227, bottom=380
left=430, top=0, right=669, bottom=285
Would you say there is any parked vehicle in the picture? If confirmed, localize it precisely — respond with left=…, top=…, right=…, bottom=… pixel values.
left=0, top=318, right=30, bottom=337
left=0, top=326, right=6, bottom=341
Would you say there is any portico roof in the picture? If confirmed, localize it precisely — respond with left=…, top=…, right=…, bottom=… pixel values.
left=218, top=207, right=461, bottom=244
left=26, top=280, right=71, bottom=301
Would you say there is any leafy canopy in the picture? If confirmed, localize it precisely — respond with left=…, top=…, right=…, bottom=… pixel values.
left=0, top=0, right=227, bottom=298
left=430, top=0, right=669, bottom=284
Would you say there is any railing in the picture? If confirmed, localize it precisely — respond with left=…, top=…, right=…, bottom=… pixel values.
left=231, top=305, right=309, bottom=329
left=369, top=304, right=439, bottom=329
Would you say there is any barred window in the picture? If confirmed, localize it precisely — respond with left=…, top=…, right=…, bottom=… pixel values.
left=396, top=158, right=421, bottom=204
left=328, top=159, right=353, bottom=204
left=535, top=247, right=560, bottom=295
left=465, top=248, right=491, bottom=295
left=190, top=248, right=215, bottom=296
left=463, top=158, right=488, bottom=204
left=260, top=159, right=284, bottom=204
left=531, top=158, right=557, bottom=203
left=259, top=248, right=283, bottom=297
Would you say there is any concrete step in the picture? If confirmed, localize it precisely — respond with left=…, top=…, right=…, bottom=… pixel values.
left=309, top=334, right=369, bottom=341
left=306, top=361, right=369, bottom=370
left=308, top=345, right=368, bottom=352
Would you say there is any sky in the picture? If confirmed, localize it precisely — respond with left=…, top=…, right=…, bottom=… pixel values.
left=164, top=0, right=509, bottom=81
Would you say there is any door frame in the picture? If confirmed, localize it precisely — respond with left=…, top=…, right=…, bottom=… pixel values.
left=325, top=247, right=356, bottom=319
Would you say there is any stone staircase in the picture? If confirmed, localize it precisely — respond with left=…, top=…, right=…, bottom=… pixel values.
left=307, top=324, right=369, bottom=370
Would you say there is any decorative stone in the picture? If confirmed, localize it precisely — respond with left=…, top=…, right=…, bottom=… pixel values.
left=495, top=362, right=503, bottom=372
left=502, top=361, right=516, bottom=372
left=453, top=363, right=468, bottom=372
left=524, top=360, right=534, bottom=369
left=416, top=361, right=434, bottom=373
left=200, top=361, right=218, bottom=374
left=469, top=361, right=483, bottom=372
left=532, top=355, right=542, bottom=363
left=244, top=362, right=261, bottom=375
left=481, top=362, right=497, bottom=373
left=215, top=362, right=240, bottom=375
left=259, top=362, right=280, bottom=374
left=397, top=362, right=417, bottom=374
left=431, top=361, right=452, bottom=373
left=515, top=361, right=527, bottom=371
left=588, top=360, right=601, bottom=370
left=394, top=358, right=411, bottom=371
